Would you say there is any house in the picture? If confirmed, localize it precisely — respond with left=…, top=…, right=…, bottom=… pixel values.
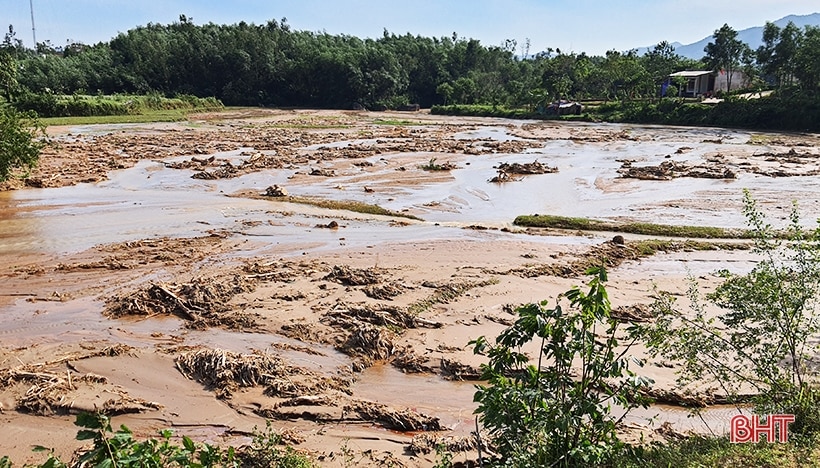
left=666, top=71, right=714, bottom=97
left=665, top=70, right=749, bottom=98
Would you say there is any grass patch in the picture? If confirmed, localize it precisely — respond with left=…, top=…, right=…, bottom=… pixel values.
left=514, top=214, right=751, bottom=239
left=630, top=239, right=750, bottom=256
left=616, top=436, right=820, bottom=467
left=419, top=157, right=457, bottom=171
left=43, top=109, right=192, bottom=126
left=283, top=196, right=423, bottom=221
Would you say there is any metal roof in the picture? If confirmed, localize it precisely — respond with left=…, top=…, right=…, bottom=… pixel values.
left=669, top=71, right=713, bottom=77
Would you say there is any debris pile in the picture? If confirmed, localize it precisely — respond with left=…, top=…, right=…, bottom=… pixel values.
left=105, top=275, right=258, bottom=329
left=496, top=160, right=558, bottom=175
left=409, top=433, right=479, bottom=455
left=611, top=303, right=654, bottom=322
left=323, top=265, right=383, bottom=286
left=263, top=185, right=288, bottom=197
left=344, top=400, right=441, bottom=431
left=618, top=160, right=735, bottom=180
left=176, top=347, right=352, bottom=399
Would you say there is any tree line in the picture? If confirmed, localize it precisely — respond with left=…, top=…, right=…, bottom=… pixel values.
left=1, top=16, right=817, bottom=112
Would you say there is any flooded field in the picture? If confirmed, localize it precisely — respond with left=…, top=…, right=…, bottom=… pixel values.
left=1, top=109, right=818, bottom=466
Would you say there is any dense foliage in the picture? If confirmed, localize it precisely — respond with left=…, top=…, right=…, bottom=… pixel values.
left=2, top=16, right=819, bottom=128
left=2, top=17, right=703, bottom=110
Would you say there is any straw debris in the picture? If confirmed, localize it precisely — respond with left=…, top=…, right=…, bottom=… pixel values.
left=344, top=400, right=441, bottom=431
left=106, top=275, right=258, bottom=329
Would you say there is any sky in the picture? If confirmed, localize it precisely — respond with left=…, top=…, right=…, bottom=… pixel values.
left=1, top=0, right=818, bottom=56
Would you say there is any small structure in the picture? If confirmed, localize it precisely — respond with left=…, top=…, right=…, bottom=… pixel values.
left=666, top=70, right=749, bottom=98
left=667, top=71, right=714, bottom=98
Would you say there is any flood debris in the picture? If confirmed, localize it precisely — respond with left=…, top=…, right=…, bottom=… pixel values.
left=440, top=359, right=482, bottom=381
left=392, top=349, right=435, bottom=373
left=749, top=148, right=820, bottom=177
left=192, top=162, right=240, bottom=179
left=325, top=302, right=442, bottom=330
left=322, top=301, right=442, bottom=370
left=175, top=348, right=350, bottom=399
left=323, top=265, right=383, bottom=286
left=105, top=275, right=258, bottom=329
left=164, top=155, right=216, bottom=169
left=362, top=282, right=406, bottom=300
left=654, top=421, right=689, bottom=441
left=175, top=348, right=287, bottom=399
left=310, top=168, right=336, bottom=177
left=409, top=433, right=479, bottom=455
left=338, top=323, right=396, bottom=369
left=344, top=400, right=441, bottom=431
left=496, top=160, right=558, bottom=175
left=263, top=185, right=288, bottom=197
left=618, top=160, right=735, bottom=180
left=611, top=303, right=654, bottom=322
left=1, top=345, right=160, bottom=416
left=314, top=220, right=339, bottom=229
left=408, top=279, right=498, bottom=315
left=488, top=171, right=519, bottom=183
left=243, top=259, right=314, bottom=282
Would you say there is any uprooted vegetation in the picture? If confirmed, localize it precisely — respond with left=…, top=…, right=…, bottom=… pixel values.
left=174, top=348, right=351, bottom=400
left=105, top=275, right=259, bottom=329
left=617, top=159, right=736, bottom=180
left=408, top=278, right=499, bottom=314
left=0, top=345, right=162, bottom=416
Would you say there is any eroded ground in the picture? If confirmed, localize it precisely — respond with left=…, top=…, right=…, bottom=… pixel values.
left=1, top=109, right=819, bottom=466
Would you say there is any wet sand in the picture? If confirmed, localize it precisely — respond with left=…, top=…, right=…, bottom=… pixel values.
left=1, top=109, right=819, bottom=466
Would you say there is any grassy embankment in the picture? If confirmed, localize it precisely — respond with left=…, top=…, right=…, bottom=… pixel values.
left=282, top=196, right=423, bottom=221
left=514, top=214, right=752, bottom=239
left=13, top=93, right=225, bottom=126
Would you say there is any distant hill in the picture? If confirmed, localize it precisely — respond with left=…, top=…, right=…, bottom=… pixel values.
left=635, top=12, right=820, bottom=59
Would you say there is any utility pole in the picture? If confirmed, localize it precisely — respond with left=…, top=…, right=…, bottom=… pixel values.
left=29, top=0, right=37, bottom=47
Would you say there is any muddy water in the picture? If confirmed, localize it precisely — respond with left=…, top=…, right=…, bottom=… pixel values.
left=2, top=123, right=816, bottom=256
left=353, top=364, right=746, bottom=436
left=1, top=120, right=816, bottom=445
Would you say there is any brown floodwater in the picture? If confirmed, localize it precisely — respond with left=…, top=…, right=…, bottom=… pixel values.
left=1, top=120, right=816, bottom=442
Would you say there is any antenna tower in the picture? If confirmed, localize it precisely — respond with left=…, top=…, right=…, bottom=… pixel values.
left=29, top=0, right=37, bottom=46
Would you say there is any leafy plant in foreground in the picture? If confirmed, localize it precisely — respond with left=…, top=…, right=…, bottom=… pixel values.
left=73, top=412, right=237, bottom=467
left=470, top=267, right=653, bottom=467
left=637, top=190, right=820, bottom=438
left=3, top=412, right=314, bottom=468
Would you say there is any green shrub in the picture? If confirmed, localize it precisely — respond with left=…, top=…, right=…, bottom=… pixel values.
left=3, top=412, right=314, bottom=468
left=470, top=267, right=652, bottom=467
left=0, top=107, right=44, bottom=181
left=637, top=190, right=820, bottom=439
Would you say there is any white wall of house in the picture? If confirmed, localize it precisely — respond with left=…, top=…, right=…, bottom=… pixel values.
left=714, top=70, right=748, bottom=92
